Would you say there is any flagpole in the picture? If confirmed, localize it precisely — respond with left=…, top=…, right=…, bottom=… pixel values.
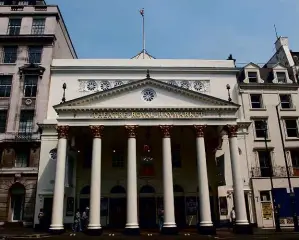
left=142, top=9, right=145, bottom=59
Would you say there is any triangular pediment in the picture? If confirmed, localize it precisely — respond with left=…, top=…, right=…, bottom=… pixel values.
left=54, top=78, right=239, bottom=112
left=244, top=62, right=260, bottom=69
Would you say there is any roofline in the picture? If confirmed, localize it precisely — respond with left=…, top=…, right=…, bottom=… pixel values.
left=56, top=5, right=78, bottom=58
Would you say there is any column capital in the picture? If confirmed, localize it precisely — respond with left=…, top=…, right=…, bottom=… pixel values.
left=159, top=125, right=173, bottom=138
left=125, top=125, right=138, bottom=138
left=90, top=125, right=104, bottom=138
left=194, top=125, right=207, bottom=138
left=227, top=125, right=238, bottom=138
left=56, top=125, right=69, bottom=139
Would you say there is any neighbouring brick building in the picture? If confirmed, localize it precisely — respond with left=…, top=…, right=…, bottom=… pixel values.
left=0, top=0, right=76, bottom=225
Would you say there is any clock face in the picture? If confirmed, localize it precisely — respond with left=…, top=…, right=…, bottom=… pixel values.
left=87, top=80, right=97, bottom=91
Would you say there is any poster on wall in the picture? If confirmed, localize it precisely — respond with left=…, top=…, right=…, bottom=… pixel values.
left=101, top=197, right=108, bottom=216
left=186, top=197, right=197, bottom=216
left=261, top=202, right=273, bottom=219
left=66, top=197, right=74, bottom=216
left=219, top=197, right=228, bottom=216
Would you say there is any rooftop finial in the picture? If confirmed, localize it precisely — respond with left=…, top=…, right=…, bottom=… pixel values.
left=61, top=83, right=67, bottom=104
left=146, top=69, right=150, bottom=79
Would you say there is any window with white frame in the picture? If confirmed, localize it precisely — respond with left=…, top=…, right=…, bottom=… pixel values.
left=7, top=19, right=21, bottom=35
left=24, top=75, right=38, bottom=97
left=250, top=94, right=263, bottom=108
left=31, top=19, right=45, bottom=35
left=284, top=119, right=298, bottom=138
left=276, top=72, right=287, bottom=83
left=257, top=150, right=272, bottom=177
left=248, top=71, right=258, bottom=83
left=280, top=94, right=292, bottom=109
left=19, top=110, right=34, bottom=133
left=254, top=120, right=268, bottom=139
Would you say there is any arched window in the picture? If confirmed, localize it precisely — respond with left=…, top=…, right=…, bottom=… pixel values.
left=173, top=184, right=184, bottom=193
left=110, top=185, right=126, bottom=194
left=80, top=185, right=90, bottom=195
left=139, top=185, right=155, bottom=194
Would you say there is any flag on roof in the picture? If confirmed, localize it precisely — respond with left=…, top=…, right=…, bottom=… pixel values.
left=140, top=8, right=144, bottom=16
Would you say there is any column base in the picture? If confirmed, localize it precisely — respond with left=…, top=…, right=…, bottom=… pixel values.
left=123, top=227, right=140, bottom=235
left=161, top=226, right=178, bottom=235
left=234, top=224, right=253, bottom=234
left=197, top=225, right=216, bottom=235
left=49, top=228, right=65, bottom=235
left=85, top=228, right=103, bottom=236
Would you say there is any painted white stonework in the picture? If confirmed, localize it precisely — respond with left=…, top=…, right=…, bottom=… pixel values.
left=34, top=58, right=255, bottom=229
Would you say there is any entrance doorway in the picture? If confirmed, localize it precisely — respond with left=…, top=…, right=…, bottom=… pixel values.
left=139, top=185, right=156, bottom=229
left=139, top=197, right=156, bottom=228
left=43, top=197, right=53, bottom=228
left=9, top=183, right=25, bottom=222
left=109, top=185, right=126, bottom=228
left=174, top=185, right=185, bottom=228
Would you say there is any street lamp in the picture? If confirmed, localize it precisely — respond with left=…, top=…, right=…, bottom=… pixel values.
left=261, top=120, right=281, bottom=232
left=275, top=104, right=299, bottom=232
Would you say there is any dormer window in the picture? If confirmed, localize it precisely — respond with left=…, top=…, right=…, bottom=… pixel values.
left=277, top=72, right=287, bottom=83
left=248, top=72, right=258, bottom=83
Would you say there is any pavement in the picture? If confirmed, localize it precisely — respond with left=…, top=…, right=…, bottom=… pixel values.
left=1, top=227, right=299, bottom=240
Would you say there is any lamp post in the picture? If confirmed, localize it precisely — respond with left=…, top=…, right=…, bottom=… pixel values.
left=261, top=120, right=281, bottom=232
left=275, top=104, right=299, bottom=232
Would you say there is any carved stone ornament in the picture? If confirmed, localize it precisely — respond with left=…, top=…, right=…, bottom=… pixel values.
left=227, top=125, right=238, bottom=138
left=90, top=125, right=104, bottom=138
left=125, top=125, right=138, bottom=138
left=56, top=125, right=69, bottom=139
left=160, top=125, right=173, bottom=138
left=194, top=125, right=207, bottom=138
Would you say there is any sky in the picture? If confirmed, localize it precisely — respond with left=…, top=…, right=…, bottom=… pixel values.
left=47, top=0, right=299, bottom=64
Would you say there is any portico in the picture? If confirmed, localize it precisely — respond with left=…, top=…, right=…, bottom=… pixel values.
left=39, top=77, right=252, bottom=235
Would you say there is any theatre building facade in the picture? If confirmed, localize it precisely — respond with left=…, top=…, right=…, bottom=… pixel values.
left=34, top=58, right=254, bottom=234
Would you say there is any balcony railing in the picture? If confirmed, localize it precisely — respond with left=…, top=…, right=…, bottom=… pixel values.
left=4, top=132, right=40, bottom=142
left=251, top=166, right=299, bottom=177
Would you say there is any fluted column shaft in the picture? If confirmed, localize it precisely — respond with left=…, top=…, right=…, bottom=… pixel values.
left=50, top=126, right=69, bottom=231
left=227, top=125, right=248, bottom=226
left=194, top=125, right=213, bottom=229
left=124, top=125, right=139, bottom=235
left=160, top=125, right=177, bottom=234
left=88, top=125, right=104, bottom=232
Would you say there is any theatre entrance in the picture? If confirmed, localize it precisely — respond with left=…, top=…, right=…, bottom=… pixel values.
left=139, top=185, right=156, bottom=229
left=109, top=185, right=126, bottom=228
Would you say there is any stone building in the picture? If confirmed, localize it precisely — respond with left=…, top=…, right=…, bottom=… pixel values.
left=0, top=0, right=76, bottom=225
left=34, top=56, right=255, bottom=235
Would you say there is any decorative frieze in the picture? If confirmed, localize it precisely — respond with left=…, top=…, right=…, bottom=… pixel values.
left=160, top=125, right=172, bottom=138
left=56, top=125, right=69, bottom=139
left=78, top=79, right=210, bottom=94
left=90, top=125, right=104, bottom=138
left=91, top=111, right=205, bottom=119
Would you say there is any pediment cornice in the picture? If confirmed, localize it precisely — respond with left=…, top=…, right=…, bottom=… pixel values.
left=54, top=78, right=240, bottom=111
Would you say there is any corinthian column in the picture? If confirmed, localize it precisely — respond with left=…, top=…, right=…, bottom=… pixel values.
left=227, top=125, right=251, bottom=234
left=50, top=125, right=69, bottom=233
left=160, top=125, right=177, bottom=235
left=194, top=125, right=215, bottom=235
left=87, top=125, right=104, bottom=235
left=124, top=125, right=139, bottom=235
